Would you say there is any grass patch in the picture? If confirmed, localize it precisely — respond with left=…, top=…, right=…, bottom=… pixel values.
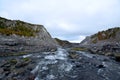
left=71, top=47, right=88, bottom=51
left=0, top=52, right=29, bottom=57
left=22, top=57, right=30, bottom=62
left=13, top=52, right=27, bottom=56
left=10, top=59, right=17, bottom=64
left=0, top=26, right=36, bottom=37
left=0, top=19, right=40, bottom=37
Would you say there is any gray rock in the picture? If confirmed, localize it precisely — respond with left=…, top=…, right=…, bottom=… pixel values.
left=0, top=17, right=57, bottom=56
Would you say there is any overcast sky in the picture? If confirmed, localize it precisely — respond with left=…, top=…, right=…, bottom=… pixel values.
left=0, top=0, right=120, bottom=43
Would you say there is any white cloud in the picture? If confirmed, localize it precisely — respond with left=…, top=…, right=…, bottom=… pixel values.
left=0, top=11, right=9, bottom=18
left=70, top=36, right=86, bottom=43
left=0, top=0, right=120, bottom=42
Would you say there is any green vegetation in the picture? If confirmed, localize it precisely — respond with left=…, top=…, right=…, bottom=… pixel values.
left=19, top=52, right=27, bottom=55
left=10, top=52, right=27, bottom=56
left=91, top=27, right=120, bottom=43
left=10, top=59, right=17, bottom=64
left=0, top=52, right=28, bottom=56
left=22, top=57, right=30, bottom=62
left=0, top=26, right=36, bottom=37
left=55, top=38, right=70, bottom=46
left=92, top=38, right=97, bottom=43
left=0, top=19, right=40, bottom=37
left=71, top=47, right=88, bottom=51
left=69, top=52, right=79, bottom=59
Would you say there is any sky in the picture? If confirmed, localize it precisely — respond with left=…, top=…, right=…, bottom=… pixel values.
left=0, top=0, right=120, bottom=43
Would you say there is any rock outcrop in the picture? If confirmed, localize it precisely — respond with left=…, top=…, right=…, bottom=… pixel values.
left=81, top=27, right=120, bottom=46
left=0, top=17, right=57, bottom=56
left=80, top=27, right=120, bottom=60
left=54, top=38, right=73, bottom=48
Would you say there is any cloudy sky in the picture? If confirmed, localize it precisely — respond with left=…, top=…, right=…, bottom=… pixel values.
left=0, top=0, right=120, bottom=43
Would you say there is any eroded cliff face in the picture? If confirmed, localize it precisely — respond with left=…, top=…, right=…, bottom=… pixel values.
left=80, top=27, right=120, bottom=57
left=0, top=17, right=57, bottom=56
left=80, top=27, right=120, bottom=46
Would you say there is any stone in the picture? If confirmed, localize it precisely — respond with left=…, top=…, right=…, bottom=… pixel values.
left=114, top=53, right=120, bottom=62
left=68, top=51, right=80, bottom=59
left=3, top=67, right=10, bottom=71
left=15, top=61, right=29, bottom=68
left=5, top=71, right=10, bottom=76
left=0, top=68, right=4, bottom=74
left=0, top=74, right=5, bottom=79
left=27, top=73, right=35, bottom=80
left=97, top=64, right=105, bottom=68
left=105, top=52, right=113, bottom=56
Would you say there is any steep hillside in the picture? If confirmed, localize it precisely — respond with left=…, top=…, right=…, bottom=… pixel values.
left=55, top=38, right=80, bottom=49
left=81, top=27, right=120, bottom=46
left=0, top=17, right=57, bottom=56
left=80, top=27, right=120, bottom=58
left=55, top=38, right=72, bottom=48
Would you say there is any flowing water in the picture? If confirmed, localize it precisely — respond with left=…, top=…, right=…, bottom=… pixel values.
left=31, top=48, right=73, bottom=80
left=21, top=48, right=120, bottom=80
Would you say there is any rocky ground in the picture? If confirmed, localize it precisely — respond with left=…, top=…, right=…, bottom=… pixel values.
left=0, top=34, right=57, bottom=57
left=0, top=54, right=38, bottom=80
left=0, top=48, right=120, bottom=80
left=68, top=50, right=120, bottom=80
